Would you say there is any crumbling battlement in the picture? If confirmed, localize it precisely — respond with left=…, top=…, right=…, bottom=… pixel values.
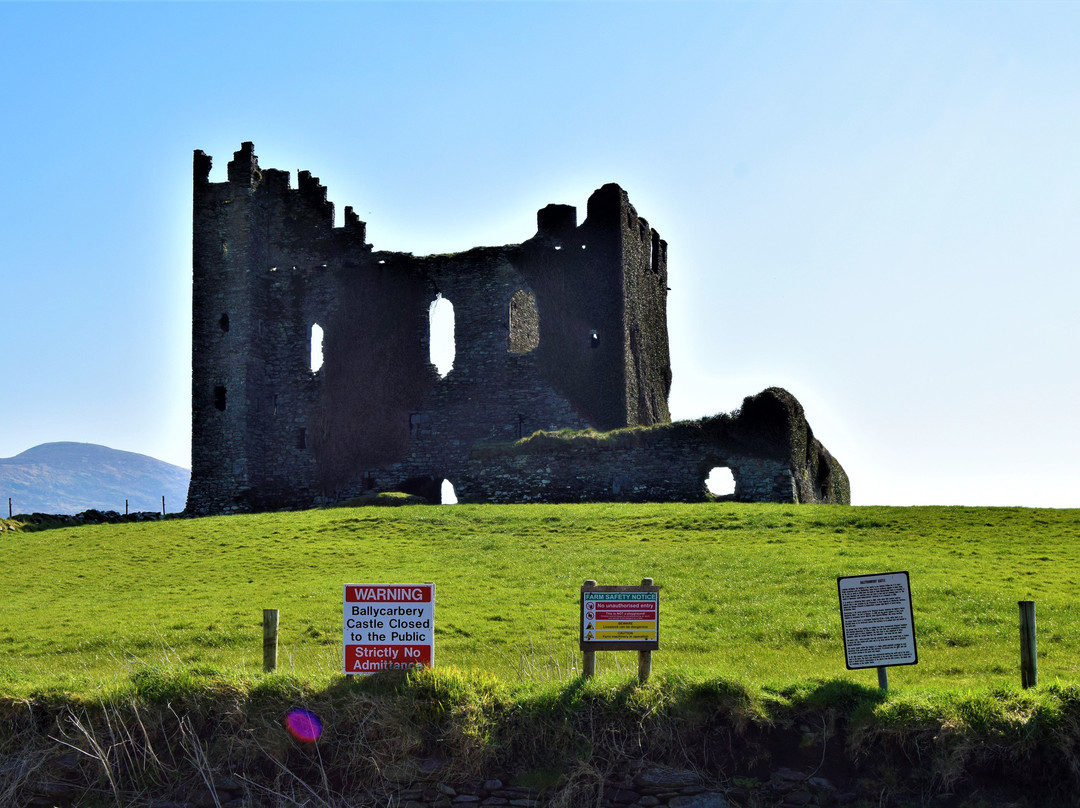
left=188, top=143, right=848, bottom=514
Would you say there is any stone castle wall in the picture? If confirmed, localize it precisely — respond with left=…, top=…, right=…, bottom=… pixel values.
left=456, top=388, right=849, bottom=505
left=189, top=143, right=848, bottom=513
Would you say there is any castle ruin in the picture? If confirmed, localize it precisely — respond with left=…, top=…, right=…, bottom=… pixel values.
left=187, top=143, right=848, bottom=514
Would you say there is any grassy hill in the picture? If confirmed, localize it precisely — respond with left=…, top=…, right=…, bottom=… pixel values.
left=3, top=502, right=1080, bottom=806
left=2, top=501, right=1078, bottom=696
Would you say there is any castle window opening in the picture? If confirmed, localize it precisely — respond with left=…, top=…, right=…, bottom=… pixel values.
left=429, top=294, right=455, bottom=378
left=705, top=467, right=736, bottom=497
left=297, top=428, right=307, bottom=450
left=310, top=323, right=324, bottom=373
left=508, top=289, right=539, bottom=354
left=213, top=385, right=227, bottom=412
left=441, top=479, right=459, bottom=505
left=219, top=312, right=230, bottom=332
left=590, top=329, right=599, bottom=349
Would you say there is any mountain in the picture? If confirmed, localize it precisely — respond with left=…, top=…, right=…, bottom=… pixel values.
left=0, top=443, right=190, bottom=516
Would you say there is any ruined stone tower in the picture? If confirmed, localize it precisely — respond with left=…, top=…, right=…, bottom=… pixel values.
left=188, top=143, right=675, bottom=514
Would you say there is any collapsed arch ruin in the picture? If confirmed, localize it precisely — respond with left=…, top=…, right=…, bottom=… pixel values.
left=188, top=143, right=848, bottom=514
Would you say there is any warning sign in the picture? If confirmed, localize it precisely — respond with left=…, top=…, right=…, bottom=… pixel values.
left=581, top=585, right=659, bottom=650
left=837, top=571, right=917, bottom=670
left=343, top=584, right=434, bottom=675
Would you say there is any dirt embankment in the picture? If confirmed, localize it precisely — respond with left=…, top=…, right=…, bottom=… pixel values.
left=3, top=671, right=1078, bottom=807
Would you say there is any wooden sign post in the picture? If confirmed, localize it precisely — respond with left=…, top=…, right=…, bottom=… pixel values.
left=580, top=578, right=659, bottom=683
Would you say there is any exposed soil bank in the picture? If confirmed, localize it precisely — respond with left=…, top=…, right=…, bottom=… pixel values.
left=3, top=670, right=1077, bottom=807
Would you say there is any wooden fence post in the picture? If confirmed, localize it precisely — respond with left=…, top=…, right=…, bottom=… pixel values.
left=582, top=580, right=596, bottom=678
left=263, top=609, right=279, bottom=672
left=638, top=577, right=654, bottom=684
left=1019, top=600, right=1037, bottom=689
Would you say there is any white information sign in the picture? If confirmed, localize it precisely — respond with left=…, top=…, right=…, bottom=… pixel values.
left=343, top=583, right=434, bottom=675
left=837, top=571, right=917, bottom=670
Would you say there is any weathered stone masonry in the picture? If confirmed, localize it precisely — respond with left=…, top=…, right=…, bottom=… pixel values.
left=188, top=143, right=848, bottom=514
left=463, top=387, right=850, bottom=505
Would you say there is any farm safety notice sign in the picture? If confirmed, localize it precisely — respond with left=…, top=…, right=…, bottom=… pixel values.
left=837, top=571, right=917, bottom=669
left=343, top=584, right=434, bottom=674
left=580, top=584, right=659, bottom=651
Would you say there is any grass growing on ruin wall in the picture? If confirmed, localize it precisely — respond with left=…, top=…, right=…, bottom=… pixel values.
left=2, top=503, right=1079, bottom=698
left=470, top=415, right=737, bottom=457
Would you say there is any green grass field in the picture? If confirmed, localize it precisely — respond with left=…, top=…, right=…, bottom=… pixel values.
left=3, top=502, right=1079, bottom=697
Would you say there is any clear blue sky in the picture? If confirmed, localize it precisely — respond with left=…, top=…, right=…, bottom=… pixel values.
left=1, top=1, right=1077, bottom=507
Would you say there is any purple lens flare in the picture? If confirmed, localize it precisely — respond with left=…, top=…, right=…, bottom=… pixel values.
left=285, top=709, right=322, bottom=742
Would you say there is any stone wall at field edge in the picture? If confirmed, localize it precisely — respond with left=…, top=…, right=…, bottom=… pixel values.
left=188, top=142, right=849, bottom=514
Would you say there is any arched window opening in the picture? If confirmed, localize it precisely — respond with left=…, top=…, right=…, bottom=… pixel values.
left=219, top=312, right=230, bottom=332
left=213, top=385, right=227, bottom=412
left=590, top=329, right=599, bottom=349
left=508, top=289, right=539, bottom=354
left=429, top=294, right=455, bottom=377
left=705, top=467, right=736, bottom=498
left=441, top=479, right=458, bottom=505
left=310, top=323, right=324, bottom=373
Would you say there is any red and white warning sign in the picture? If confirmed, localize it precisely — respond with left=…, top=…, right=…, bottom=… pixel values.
left=343, top=584, right=434, bottom=674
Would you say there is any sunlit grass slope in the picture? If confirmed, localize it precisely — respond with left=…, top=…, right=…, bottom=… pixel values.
left=2, top=503, right=1078, bottom=697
